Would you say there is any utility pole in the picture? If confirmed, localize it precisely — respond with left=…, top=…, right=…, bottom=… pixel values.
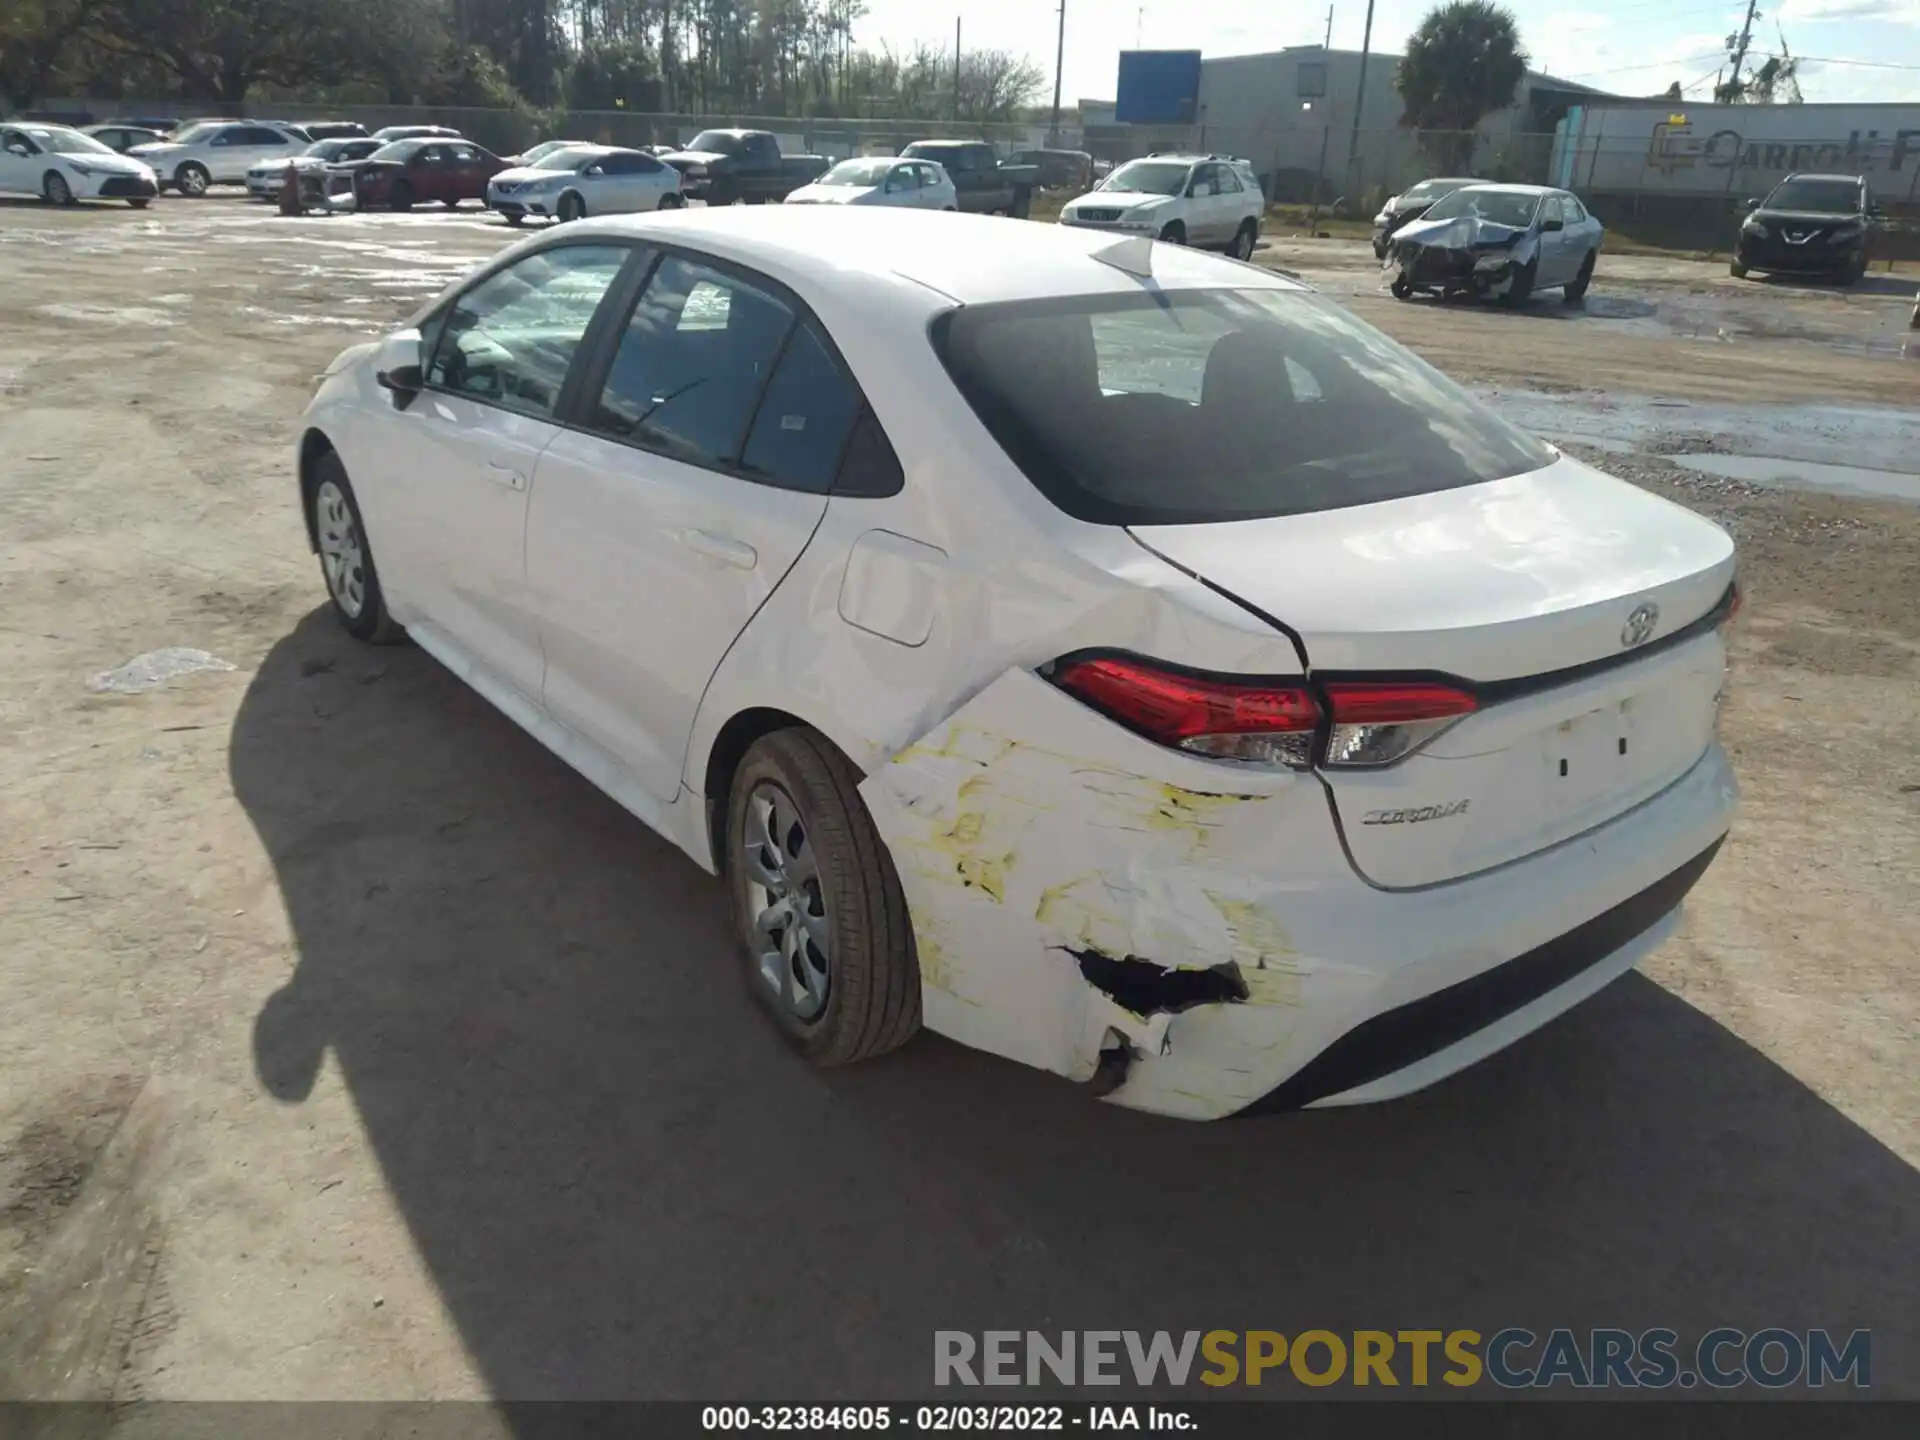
left=1307, top=4, right=1334, bottom=236
left=1049, top=0, right=1067, bottom=146
left=1725, top=0, right=1760, bottom=100
left=955, top=16, right=962, bottom=122
left=1345, top=0, right=1375, bottom=211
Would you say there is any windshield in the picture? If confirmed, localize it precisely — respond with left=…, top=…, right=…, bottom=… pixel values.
left=521, top=140, right=569, bottom=162
left=687, top=130, right=741, bottom=155
left=1419, top=188, right=1540, bottom=227
left=305, top=140, right=348, bottom=159
left=34, top=129, right=115, bottom=156
left=1764, top=178, right=1860, bottom=214
left=533, top=146, right=600, bottom=170
left=166, top=123, right=217, bottom=145
left=1099, top=160, right=1190, bottom=196
left=820, top=158, right=893, bottom=186
left=1403, top=179, right=1469, bottom=201
left=932, top=286, right=1553, bottom=526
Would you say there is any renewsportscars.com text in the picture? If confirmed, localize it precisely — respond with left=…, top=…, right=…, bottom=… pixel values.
left=934, top=1329, right=1870, bottom=1390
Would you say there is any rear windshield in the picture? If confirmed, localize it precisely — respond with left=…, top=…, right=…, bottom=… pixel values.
left=1764, top=178, right=1860, bottom=213
left=931, top=288, right=1554, bottom=525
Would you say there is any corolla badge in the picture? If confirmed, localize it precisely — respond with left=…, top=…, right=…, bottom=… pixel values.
left=1621, top=601, right=1661, bottom=649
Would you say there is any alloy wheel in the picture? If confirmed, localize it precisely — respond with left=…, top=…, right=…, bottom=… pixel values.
left=314, top=479, right=367, bottom=619
left=741, top=782, right=833, bottom=1022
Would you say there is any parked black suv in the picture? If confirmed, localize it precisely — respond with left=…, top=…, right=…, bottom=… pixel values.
left=1372, top=176, right=1480, bottom=258
left=1731, top=173, right=1879, bottom=284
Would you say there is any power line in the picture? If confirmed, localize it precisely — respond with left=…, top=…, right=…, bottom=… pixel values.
left=1785, top=54, right=1920, bottom=71
left=1567, top=50, right=1729, bottom=78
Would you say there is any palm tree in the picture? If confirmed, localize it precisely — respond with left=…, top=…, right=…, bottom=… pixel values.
left=1395, top=1, right=1529, bottom=171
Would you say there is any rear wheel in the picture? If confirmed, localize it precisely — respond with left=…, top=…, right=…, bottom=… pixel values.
left=657, top=192, right=684, bottom=210
left=42, top=171, right=74, bottom=206
left=1729, top=260, right=1749, bottom=279
left=503, top=212, right=524, bottom=226
left=556, top=191, right=585, bottom=223
left=1564, top=250, right=1596, bottom=303
left=388, top=180, right=413, bottom=212
left=307, top=453, right=404, bottom=645
left=175, top=162, right=209, bottom=197
left=725, top=729, right=921, bottom=1067
left=1390, top=275, right=1414, bottom=300
left=1158, top=220, right=1186, bottom=245
left=1228, top=219, right=1257, bottom=260
left=441, top=197, right=459, bottom=210
left=128, top=197, right=150, bottom=209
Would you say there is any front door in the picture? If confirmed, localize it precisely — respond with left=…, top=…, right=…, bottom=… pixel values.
left=0, top=128, right=40, bottom=196
left=353, top=242, right=635, bottom=703
left=1534, top=195, right=1571, bottom=286
left=527, top=252, right=850, bottom=803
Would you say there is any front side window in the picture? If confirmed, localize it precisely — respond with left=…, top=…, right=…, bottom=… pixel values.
left=248, top=127, right=290, bottom=146
left=427, top=245, right=630, bottom=418
left=688, top=130, right=743, bottom=155
left=588, top=256, right=796, bottom=468
left=933, top=286, right=1554, bottom=526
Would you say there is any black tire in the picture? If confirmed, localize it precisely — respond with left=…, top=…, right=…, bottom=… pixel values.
left=1844, top=254, right=1868, bottom=286
left=1228, top=219, right=1257, bottom=260
left=43, top=171, right=75, bottom=206
left=128, top=197, right=150, bottom=209
left=1729, top=260, right=1749, bottom=279
left=441, top=197, right=459, bottom=210
left=658, top=192, right=684, bottom=210
left=1498, top=257, right=1536, bottom=308
left=556, top=191, right=584, bottom=223
left=504, top=212, right=524, bottom=226
left=389, top=180, right=413, bottom=212
left=725, top=728, right=921, bottom=1067
left=306, top=453, right=405, bottom=645
left=1390, top=275, right=1414, bottom=300
left=1564, top=250, right=1596, bottom=303
left=1157, top=220, right=1186, bottom=245
left=175, top=162, right=209, bottom=197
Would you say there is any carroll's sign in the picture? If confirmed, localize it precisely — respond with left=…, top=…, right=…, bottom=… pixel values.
left=1648, top=119, right=1920, bottom=178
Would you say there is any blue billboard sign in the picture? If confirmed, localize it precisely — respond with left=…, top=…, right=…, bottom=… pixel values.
left=1115, top=50, right=1203, bottom=125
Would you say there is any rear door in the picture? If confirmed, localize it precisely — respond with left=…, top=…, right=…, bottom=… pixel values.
left=526, top=250, right=849, bottom=803
left=448, top=141, right=491, bottom=201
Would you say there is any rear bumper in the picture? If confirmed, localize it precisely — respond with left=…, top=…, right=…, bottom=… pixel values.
left=861, top=667, right=1739, bottom=1120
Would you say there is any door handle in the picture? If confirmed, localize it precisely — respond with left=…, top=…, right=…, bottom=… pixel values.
left=484, top=461, right=527, bottom=491
left=679, top=528, right=758, bottom=570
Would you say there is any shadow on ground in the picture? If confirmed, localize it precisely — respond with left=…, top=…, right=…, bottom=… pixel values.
left=238, top=610, right=1919, bottom=1402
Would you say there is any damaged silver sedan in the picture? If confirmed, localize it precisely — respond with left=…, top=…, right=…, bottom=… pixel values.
left=1383, top=183, right=1603, bottom=306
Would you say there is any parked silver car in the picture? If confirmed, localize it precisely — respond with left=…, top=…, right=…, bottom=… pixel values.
left=1381, top=184, right=1603, bottom=307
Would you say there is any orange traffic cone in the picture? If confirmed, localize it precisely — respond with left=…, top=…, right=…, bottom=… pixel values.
left=278, top=162, right=301, bottom=216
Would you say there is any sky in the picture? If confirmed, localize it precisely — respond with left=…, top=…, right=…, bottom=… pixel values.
left=852, top=0, right=1920, bottom=109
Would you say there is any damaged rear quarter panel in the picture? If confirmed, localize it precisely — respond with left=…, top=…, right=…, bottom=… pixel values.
left=858, top=667, right=1345, bottom=1120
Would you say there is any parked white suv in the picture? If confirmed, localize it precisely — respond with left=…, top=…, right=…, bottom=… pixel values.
left=1059, top=153, right=1265, bottom=258
left=127, top=121, right=305, bottom=195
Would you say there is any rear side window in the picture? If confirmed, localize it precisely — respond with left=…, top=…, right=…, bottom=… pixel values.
left=588, top=256, right=796, bottom=467
left=932, top=288, right=1554, bottom=525
left=740, top=323, right=862, bottom=493
left=427, top=245, right=629, bottom=418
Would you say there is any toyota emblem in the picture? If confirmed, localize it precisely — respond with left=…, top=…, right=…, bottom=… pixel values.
left=1621, top=602, right=1660, bottom=648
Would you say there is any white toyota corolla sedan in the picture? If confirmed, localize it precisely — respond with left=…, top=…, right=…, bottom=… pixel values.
left=294, top=207, right=1738, bottom=1120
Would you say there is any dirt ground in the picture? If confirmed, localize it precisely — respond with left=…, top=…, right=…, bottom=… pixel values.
left=1, top=199, right=1916, bottom=1407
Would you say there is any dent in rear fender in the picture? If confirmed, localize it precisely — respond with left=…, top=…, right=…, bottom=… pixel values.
left=858, top=667, right=1314, bottom=1117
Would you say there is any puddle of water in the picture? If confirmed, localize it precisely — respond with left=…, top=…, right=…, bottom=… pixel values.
left=37, top=303, right=177, bottom=327
left=1669, top=454, right=1920, bottom=504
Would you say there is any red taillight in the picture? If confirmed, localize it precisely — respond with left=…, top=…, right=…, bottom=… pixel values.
left=1051, top=655, right=1320, bottom=767
left=1050, top=657, right=1478, bottom=770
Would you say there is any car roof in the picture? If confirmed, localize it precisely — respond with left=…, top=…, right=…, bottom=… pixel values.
left=1777, top=172, right=1864, bottom=184
left=563, top=206, right=1308, bottom=307
left=1453, top=183, right=1558, bottom=197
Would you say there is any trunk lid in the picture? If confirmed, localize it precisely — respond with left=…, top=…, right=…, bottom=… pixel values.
left=1131, top=453, right=1735, bottom=887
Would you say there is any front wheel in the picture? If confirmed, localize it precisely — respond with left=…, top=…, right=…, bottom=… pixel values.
left=441, top=197, right=459, bottom=210
left=1390, top=275, right=1414, bottom=300
left=657, top=192, right=684, bottom=210
left=1228, top=220, right=1257, bottom=261
left=556, top=191, right=584, bottom=223
left=503, top=212, right=524, bottom=226
left=43, top=171, right=74, bottom=206
left=175, top=162, right=209, bottom=197
left=725, top=728, right=921, bottom=1067
left=1729, top=260, right=1749, bottom=279
left=1157, top=221, right=1186, bottom=245
left=1498, top=257, right=1537, bottom=308
left=128, top=197, right=150, bottom=209
left=308, top=453, right=405, bottom=645
left=1564, top=250, right=1596, bottom=303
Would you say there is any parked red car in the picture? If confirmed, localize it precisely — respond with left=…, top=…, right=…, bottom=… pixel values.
left=336, top=138, right=505, bottom=211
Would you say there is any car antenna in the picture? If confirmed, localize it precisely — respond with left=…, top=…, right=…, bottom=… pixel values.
left=1092, top=234, right=1154, bottom=279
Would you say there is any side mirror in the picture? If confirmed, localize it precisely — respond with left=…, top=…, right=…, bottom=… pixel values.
left=4, top=143, right=29, bottom=158
left=376, top=362, right=423, bottom=410
left=1743, top=197, right=1761, bottom=211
